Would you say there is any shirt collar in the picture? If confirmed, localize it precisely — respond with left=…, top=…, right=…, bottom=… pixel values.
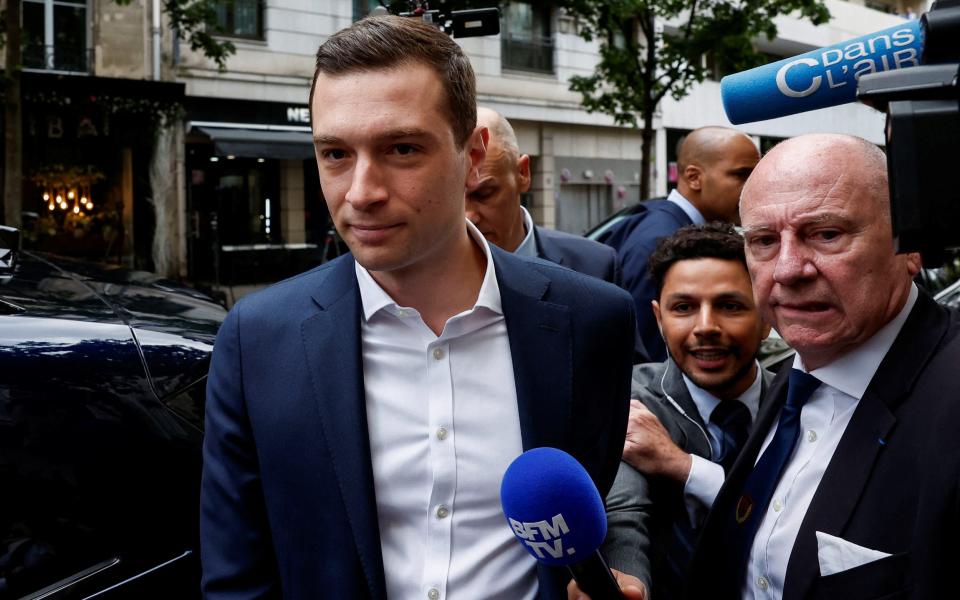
left=355, top=219, right=503, bottom=322
left=667, top=188, right=706, bottom=225
left=793, top=283, right=919, bottom=400
left=513, top=206, right=538, bottom=259
left=682, top=363, right=763, bottom=424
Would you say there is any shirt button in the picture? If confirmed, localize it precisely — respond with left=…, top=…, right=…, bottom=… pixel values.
left=436, top=504, right=450, bottom=519
left=436, top=427, right=448, bottom=441
left=807, top=430, right=818, bottom=442
left=757, top=576, right=769, bottom=591
left=427, top=588, right=440, bottom=600
left=433, top=347, right=445, bottom=360
left=773, top=499, right=783, bottom=512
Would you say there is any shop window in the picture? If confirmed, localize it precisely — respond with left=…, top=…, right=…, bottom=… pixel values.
left=557, top=184, right=612, bottom=234
left=22, top=0, right=90, bottom=73
left=215, top=0, right=264, bottom=40
left=501, top=2, right=554, bottom=74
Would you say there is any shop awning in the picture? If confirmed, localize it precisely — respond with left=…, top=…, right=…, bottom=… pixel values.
left=196, top=127, right=315, bottom=160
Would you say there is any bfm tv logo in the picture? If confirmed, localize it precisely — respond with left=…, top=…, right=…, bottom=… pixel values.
left=509, top=513, right=577, bottom=559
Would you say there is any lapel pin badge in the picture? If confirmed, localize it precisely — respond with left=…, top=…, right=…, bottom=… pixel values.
left=736, top=494, right=754, bottom=524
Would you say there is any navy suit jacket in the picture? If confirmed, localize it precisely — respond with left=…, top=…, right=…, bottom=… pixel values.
left=534, top=225, right=621, bottom=286
left=601, top=199, right=692, bottom=362
left=200, top=247, right=636, bottom=599
left=688, top=292, right=960, bottom=599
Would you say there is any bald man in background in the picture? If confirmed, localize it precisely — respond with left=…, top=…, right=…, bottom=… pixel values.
left=603, top=127, right=759, bottom=362
left=468, top=107, right=622, bottom=285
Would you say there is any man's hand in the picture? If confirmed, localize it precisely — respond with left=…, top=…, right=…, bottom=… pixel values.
left=623, top=399, right=692, bottom=483
left=566, top=569, right=646, bottom=600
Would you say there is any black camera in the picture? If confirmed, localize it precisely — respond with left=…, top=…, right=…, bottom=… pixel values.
left=857, top=0, right=960, bottom=266
left=382, top=1, right=500, bottom=38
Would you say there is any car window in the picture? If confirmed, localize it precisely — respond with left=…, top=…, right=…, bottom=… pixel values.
left=0, top=325, right=202, bottom=598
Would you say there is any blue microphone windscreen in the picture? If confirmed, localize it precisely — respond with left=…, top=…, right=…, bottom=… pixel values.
left=721, top=19, right=923, bottom=124
left=500, top=447, right=607, bottom=567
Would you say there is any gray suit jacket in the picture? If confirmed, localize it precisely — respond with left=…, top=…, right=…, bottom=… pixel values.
left=602, top=359, right=773, bottom=596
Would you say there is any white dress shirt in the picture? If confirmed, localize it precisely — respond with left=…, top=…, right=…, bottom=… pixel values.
left=742, top=284, right=919, bottom=598
left=357, top=221, right=537, bottom=600
left=666, top=188, right=706, bottom=225
left=514, top=206, right=538, bottom=258
left=682, top=367, right=763, bottom=521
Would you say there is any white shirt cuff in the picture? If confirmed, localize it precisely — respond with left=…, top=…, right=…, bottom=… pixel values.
left=683, top=454, right=725, bottom=526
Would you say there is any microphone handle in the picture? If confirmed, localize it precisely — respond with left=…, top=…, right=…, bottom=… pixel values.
left=566, top=550, right=624, bottom=600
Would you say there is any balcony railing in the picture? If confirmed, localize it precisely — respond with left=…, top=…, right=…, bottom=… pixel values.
left=24, top=44, right=93, bottom=74
left=501, top=31, right=555, bottom=75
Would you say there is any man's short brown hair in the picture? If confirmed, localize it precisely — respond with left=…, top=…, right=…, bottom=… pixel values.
left=310, top=15, right=477, bottom=147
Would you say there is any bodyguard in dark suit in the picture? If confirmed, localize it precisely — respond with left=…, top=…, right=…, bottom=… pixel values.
left=569, top=224, right=773, bottom=600
left=602, top=128, right=759, bottom=361
left=468, top=107, right=621, bottom=285
left=200, top=16, right=635, bottom=600
left=688, top=134, right=960, bottom=599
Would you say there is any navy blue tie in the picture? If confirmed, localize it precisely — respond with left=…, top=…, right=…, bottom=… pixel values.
left=722, top=369, right=821, bottom=591
left=710, top=400, right=752, bottom=474
left=658, top=400, right=751, bottom=596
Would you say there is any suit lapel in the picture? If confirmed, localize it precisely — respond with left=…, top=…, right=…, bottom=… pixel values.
left=300, top=256, right=386, bottom=599
left=783, top=292, right=952, bottom=600
left=493, top=248, right=573, bottom=451
left=661, top=359, right=708, bottom=431
left=661, top=359, right=712, bottom=456
left=533, top=226, right=565, bottom=266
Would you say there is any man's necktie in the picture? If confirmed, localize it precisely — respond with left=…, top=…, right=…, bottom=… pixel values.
left=710, top=400, right=752, bottom=474
left=659, top=400, right=752, bottom=596
left=721, top=369, right=821, bottom=592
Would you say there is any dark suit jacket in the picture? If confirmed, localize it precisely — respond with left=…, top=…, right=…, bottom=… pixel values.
left=534, top=225, right=621, bottom=286
left=600, top=199, right=693, bottom=362
left=688, top=292, right=960, bottom=600
left=603, top=360, right=771, bottom=598
left=534, top=225, right=649, bottom=362
left=200, top=246, right=636, bottom=600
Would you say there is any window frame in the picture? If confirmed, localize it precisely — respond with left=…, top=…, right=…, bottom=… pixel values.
left=214, top=0, right=266, bottom=41
left=22, top=0, right=91, bottom=74
left=500, top=1, right=555, bottom=75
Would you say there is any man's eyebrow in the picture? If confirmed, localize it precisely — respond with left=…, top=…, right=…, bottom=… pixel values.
left=714, top=291, right=752, bottom=302
left=663, top=292, right=696, bottom=302
left=313, top=134, right=342, bottom=146
left=739, top=224, right=774, bottom=236
left=382, top=128, right=433, bottom=140
left=313, top=128, right=438, bottom=146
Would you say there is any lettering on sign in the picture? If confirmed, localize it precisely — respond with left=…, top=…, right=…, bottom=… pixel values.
left=774, top=26, right=919, bottom=99
left=287, top=107, right=310, bottom=123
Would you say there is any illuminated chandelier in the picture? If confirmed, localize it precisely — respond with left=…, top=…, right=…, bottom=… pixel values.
left=31, top=165, right=106, bottom=215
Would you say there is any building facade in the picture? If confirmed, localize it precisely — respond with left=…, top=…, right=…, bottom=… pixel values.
left=5, top=0, right=928, bottom=289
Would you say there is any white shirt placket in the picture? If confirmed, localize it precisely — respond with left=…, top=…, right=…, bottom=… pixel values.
left=422, top=339, right=456, bottom=600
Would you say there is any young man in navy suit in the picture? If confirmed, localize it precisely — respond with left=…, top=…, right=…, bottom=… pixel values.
left=200, top=15, right=636, bottom=600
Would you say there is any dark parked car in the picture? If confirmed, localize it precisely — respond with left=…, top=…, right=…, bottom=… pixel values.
left=0, top=227, right=225, bottom=599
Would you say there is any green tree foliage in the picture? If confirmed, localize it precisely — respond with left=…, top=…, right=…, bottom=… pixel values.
left=559, top=0, right=830, bottom=198
left=130, top=0, right=236, bottom=70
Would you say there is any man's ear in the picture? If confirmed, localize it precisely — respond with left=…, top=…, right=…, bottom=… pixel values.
left=759, top=318, right=772, bottom=340
left=904, top=252, right=923, bottom=278
left=652, top=299, right=663, bottom=336
left=465, top=126, right=489, bottom=189
left=516, top=154, right=532, bottom=193
left=684, top=164, right=703, bottom=191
